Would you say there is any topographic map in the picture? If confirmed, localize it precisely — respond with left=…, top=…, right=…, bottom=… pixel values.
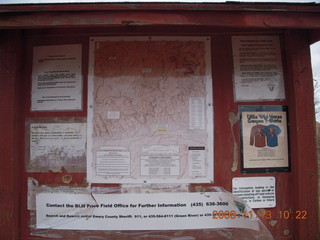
left=87, top=37, right=213, bottom=183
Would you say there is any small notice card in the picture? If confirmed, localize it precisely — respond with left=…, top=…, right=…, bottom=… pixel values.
left=232, top=177, right=276, bottom=209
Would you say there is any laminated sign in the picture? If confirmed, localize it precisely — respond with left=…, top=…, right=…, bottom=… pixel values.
left=36, top=191, right=262, bottom=231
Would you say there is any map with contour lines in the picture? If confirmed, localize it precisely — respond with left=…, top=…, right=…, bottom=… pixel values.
left=87, top=37, right=213, bottom=183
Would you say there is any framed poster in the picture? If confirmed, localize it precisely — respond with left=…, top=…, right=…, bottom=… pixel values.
left=232, top=36, right=285, bottom=101
left=87, top=36, right=213, bottom=184
left=239, top=106, right=290, bottom=173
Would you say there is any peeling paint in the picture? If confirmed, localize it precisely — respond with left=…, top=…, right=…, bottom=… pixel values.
left=121, top=20, right=146, bottom=25
left=195, top=185, right=204, bottom=192
left=229, top=112, right=238, bottom=172
left=27, top=177, right=39, bottom=210
left=257, top=208, right=266, bottom=217
left=62, top=175, right=73, bottom=184
left=173, top=231, right=184, bottom=236
left=171, top=236, right=195, bottom=240
left=50, top=167, right=63, bottom=173
left=269, top=220, right=278, bottom=227
left=283, top=229, right=290, bottom=236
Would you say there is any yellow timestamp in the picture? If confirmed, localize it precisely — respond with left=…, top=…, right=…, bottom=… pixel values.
left=212, top=210, right=254, bottom=219
left=259, top=210, right=308, bottom=220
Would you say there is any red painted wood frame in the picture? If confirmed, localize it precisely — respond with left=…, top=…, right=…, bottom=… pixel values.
left=0, top=3, right=319, bottom=240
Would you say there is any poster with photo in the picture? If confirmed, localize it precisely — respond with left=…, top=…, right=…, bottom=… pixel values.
left=239, top=106, right=290, bottom=173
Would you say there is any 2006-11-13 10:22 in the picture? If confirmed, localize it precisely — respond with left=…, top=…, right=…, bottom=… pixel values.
left=210, top=210, right=308, bottom=220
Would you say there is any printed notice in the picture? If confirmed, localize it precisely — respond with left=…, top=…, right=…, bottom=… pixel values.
left=232, top=36, right=285, bottom=101
left=232, top=177, right=276, bottom=208
left=189, top=97, right=205, bottom=130
left=31, top=44, right=82, bottom=111
left=240, top=106, right=290, bottom=172
left=29, top=122, right=86, bottom=172
left=188, top=146, right=206, bottom=176
left=96, top=151, right=130, bottom=176
left=141, top=145, right=180, bottom=176
left=36, top=191, right=260, bottom=231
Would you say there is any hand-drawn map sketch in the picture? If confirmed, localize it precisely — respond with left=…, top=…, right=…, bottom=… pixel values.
left=87, top=37, right=213, bottom=183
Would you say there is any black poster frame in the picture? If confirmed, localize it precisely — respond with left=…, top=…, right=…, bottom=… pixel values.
left=239, top=105, right=290, bottom=174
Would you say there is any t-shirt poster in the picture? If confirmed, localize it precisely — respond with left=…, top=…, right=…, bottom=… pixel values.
left=31, top=44, right=82, bottom=111
left=232, top=36, right=285, bottom=101
left=240, top=106, right=290, bottom=173
left=87, top=36, right=214, bottom=183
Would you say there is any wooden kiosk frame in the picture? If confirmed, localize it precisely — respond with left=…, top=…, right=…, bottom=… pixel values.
left=0, top=2, right=319, bottom=239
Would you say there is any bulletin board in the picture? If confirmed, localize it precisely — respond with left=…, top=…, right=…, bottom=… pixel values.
left=16, top=29, right=313, bottom=240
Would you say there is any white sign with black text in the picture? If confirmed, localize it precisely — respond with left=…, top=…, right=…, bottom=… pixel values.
left=31, top=44, right=82, bottom=111
left=36, top=192, right=260, bottom=231
left=232, top=177, right=276, bottom=208
left=232, top=36, right=285, bottom=101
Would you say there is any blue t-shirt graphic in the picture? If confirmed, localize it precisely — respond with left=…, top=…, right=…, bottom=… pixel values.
left=263, top=125, right=281, bottom=147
